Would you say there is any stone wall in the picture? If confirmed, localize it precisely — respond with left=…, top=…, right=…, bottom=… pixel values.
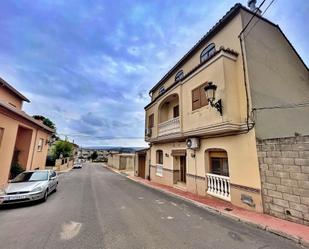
left=257, top=136, right=309, bottom=225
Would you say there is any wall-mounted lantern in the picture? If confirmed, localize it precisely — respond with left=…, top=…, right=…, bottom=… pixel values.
left=204, top=82, right=222, bottom=115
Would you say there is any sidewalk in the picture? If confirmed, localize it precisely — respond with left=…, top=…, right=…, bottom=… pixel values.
left=106, top=164, right=309, bottom=248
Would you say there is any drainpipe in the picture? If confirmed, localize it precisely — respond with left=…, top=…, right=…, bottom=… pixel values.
left=30, top=129, right=38, bottom=169
left=148, top=145, right=151, bottom=180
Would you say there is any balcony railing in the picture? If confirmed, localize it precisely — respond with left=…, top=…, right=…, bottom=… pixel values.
left=206, top=173, right=231, bottom=201
left=158, top=117, right=180, bottom=136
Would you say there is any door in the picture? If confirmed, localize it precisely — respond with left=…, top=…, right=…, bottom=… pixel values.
left=180, top=156, right=186, bottom=183
left=138, top=155, right=146, bottom=178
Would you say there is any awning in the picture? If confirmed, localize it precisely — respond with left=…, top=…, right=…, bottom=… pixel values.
left=171, top=149, right=187, bottom=156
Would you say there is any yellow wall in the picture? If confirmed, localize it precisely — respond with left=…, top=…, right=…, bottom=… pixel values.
left=145, top=12, right=250, bottom=141
left=151, top=14, right=244, bottom=100
left=0, top=113, right=19, bottom=187
left=0, top=87, right=23, bottom=109
left=0, top=112, right=51, bottom=187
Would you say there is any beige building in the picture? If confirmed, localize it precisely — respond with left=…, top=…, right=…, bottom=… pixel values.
left=141, top=2, right=309, bottom=221
left=107, top=152, right=135, bottom=171
left=0, top=78, right=54, bottom=187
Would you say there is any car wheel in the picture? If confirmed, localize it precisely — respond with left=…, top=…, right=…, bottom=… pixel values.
left=54, top=182, right=58, bottom=192
left=42, top=189, right=48, bottom=202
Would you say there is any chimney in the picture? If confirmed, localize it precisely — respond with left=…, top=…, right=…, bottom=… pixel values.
left=248, top=0, right=262, bottom=15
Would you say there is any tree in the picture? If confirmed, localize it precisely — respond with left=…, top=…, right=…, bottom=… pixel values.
left=33, top=115, right=56, bottom=130
left=91, top=151, right=98, bottom=161
left=51, top=140, right=73, bottom=159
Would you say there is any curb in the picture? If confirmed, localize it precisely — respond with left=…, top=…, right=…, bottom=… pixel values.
left=104, top=166, right=308, bottom=248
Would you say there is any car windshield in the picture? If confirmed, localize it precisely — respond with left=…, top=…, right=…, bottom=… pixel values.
left=12, top=171, right=48, bottom=183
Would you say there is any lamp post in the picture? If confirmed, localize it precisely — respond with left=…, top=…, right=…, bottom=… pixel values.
left=204, top=82, right=223, bottom=115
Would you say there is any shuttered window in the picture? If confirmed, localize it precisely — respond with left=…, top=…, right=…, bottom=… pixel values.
left=148, top=114, right=154, bottom=128
left=192, top=83, right=208, bottom=110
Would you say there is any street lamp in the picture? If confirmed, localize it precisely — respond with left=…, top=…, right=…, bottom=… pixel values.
left=204, top=82, right=223, bottom=115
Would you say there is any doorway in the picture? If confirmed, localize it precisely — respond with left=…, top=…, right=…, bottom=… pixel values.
left=138, top=154, right=146, bottom=178
left=179, top=156, right=186, bottom=183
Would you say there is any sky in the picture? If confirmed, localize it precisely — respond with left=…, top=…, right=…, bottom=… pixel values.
left=0, top=0, right=308, bottom=147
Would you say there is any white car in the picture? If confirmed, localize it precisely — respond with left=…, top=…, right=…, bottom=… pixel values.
left=0, top=170, right=58, bottom=205
left=73, top=163, right=82, bottom=169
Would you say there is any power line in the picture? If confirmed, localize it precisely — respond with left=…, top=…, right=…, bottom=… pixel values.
left=57, top=133, right=144, bottom=140
left=253, top=101, right=309, bottom=111
left=244, top=0, right=277, bottom=39
left=239, top=0, right=267, bottom=37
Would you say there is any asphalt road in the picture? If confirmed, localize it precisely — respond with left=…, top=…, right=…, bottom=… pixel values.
left=0, top=163, right=302, bottom=249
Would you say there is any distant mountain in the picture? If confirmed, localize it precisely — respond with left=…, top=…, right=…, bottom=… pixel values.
left=83, top=146, right=148, bottom=153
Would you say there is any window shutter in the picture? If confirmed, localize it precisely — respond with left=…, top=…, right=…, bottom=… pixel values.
left=192, top=88, right=201, bottom=110
left=200, top=84, right=208, bottom=107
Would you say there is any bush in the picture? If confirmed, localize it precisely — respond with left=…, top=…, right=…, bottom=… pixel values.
left=10, top=162, right=24, bottom=179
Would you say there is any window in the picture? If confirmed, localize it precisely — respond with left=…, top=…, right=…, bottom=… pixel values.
left=175, top=70, right=184, bottom=81
left=156, top=165, right=163, bottom=177
left=192, top=83, right=208, bottom=110
left=37, top=138, right=44, bottom=152
left=173, top=105, right=179, bottom=118
left=200, top=43, right=216, bottom=63
left=159, top=86, right=165, bottom=95
left=148, top=114, right=154, bottom=128
left=156, top=150, right=163, bottom=176
left=156, top=150, right=163, bottom=165
left=209, top=151, right=229, bottom=177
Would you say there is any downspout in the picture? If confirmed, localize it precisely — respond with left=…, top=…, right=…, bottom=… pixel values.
left=148, top=145, right=151, bottom=180
left=30, top=128, right=38, bottom=170
left=239, top=35, right=251, bottom=132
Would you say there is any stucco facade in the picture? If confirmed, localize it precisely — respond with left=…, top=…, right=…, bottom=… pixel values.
left=142, top=3, right=308, bottom=215
left=0, top=78, right=53, bottom=187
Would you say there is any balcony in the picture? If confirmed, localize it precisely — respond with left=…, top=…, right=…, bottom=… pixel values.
left=158, top=117, right=180, bottom=136
left=206, top=173, right=231, bottom=201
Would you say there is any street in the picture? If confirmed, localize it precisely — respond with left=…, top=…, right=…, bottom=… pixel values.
left=0, top=164, right=302, bottom=249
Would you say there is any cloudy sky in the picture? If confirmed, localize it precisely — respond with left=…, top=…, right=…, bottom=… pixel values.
left=0, top=0, right=308, bottom=147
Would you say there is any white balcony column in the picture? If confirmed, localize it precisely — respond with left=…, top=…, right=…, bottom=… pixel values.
left=206, top=173, right=231, bottom=201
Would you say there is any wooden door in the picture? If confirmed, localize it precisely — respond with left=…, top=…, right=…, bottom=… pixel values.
left=138, top=155, right=146, bottom=178
left=180, top=156, right=186, bottom=183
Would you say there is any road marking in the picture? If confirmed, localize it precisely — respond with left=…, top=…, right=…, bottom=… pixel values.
left=60, top=221, right=82, bottom=240
left=166, top=216, right=174, bottom=220
left=120, top=206, right=126, bottom=210
left=138, top=197, right=144, bottom=200
left=155, top=199, right=165, bottom=205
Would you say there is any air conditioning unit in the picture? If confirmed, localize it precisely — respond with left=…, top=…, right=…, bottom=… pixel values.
left=145, top=128, right=152, bottom=137
left=186, top=138, right=200, bottom=150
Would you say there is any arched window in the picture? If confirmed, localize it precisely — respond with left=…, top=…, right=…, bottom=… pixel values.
left=175, top=70, right=184, bottom=81
left=200, top=43, right=216, bottom=63
left=156, top=150, right=163, bottom=165
left=209, top=150, right=229, bottom=176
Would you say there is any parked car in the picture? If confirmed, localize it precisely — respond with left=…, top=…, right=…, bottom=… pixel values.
left=73, top=163, right=82, bottom=169
left=0, top=170, right=58, bottom=205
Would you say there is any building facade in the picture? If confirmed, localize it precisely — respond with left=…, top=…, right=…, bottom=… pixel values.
left=142, top=2, right=309, bottom=219
left=0, top=78, right=54, bottom=187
